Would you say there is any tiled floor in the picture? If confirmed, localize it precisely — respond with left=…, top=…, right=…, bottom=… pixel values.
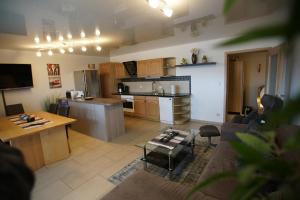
left=32, top=117, right=220, bottom=200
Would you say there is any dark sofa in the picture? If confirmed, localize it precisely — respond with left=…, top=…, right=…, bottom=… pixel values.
left=102, top=95, right=297, bottom=200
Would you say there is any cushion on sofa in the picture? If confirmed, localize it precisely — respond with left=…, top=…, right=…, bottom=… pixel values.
left=197, top=141, right=238, bottom=200
left=101, top=170, right=217, bottom=200
left=221, top=122, right=248, bottom=141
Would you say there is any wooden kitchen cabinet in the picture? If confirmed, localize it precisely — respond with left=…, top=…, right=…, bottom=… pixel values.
left=115, top=63, right=127, bottom=79
left=99, top=62, right=124, bottom=98
left=134, top=96, right=146, bottom=117
left=137, top=58, right=165, bottom=77
left=148, top=58, right=165, bottom=77
left=137, top=60, right=148, bottom=77
left=145, top=97, right=160, bottom=121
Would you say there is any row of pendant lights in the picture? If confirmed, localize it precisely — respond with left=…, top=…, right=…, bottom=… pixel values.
left=35, top=29, right=102, bottom=57
left=147, top=0, right=173, bottom=17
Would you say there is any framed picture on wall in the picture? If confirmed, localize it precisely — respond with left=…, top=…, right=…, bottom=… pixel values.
left=47, top=64, right=62, bottom=88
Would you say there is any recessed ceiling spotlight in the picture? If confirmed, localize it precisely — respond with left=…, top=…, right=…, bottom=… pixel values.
left=148, top=0, right=160, bottom=8
left=34, top=36, right=40, bottom=44
left=162, top=6, right=173, bottom=17
left=80, top=31, right=86, bottom=38
left=81, top=46, right=87, bottom=52
left=58, top=35, right=64, bottom=41
left=96, top=46, right=102, bottom=52
left=36, top=51, right=42, bottom=57
left=48, top=49, right=53, bottom=56
left=68, top=47, right=74, bottom=53
left=67, top=33, right=72, bottom=39
left=95, top=29, right=101, bottom=37
left=46, top=35, right=52, bottom=42
left=59, top=48, right=65, bottom=54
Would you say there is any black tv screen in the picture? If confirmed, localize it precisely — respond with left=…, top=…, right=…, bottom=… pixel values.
left=0, top=64, right=33, bottom=90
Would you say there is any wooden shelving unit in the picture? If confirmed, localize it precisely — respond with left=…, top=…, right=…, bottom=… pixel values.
left=173, top=97, right=191, bottom=125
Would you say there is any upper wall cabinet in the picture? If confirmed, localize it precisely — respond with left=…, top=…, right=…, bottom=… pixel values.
left=114, top=63, right=128, bottom=79
left=137, top=58, right=166, bottom=77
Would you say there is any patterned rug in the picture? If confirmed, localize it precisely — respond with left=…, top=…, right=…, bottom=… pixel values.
left=108, top=141, right=214, bottom=187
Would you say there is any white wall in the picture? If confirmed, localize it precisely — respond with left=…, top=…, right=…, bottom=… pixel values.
left=111, top=38, right=281, bottom=123
left=0, top=49, right=108, bottom=116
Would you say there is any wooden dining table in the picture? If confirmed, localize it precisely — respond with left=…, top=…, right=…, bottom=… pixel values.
left=0, top=111, right=76, bottom=171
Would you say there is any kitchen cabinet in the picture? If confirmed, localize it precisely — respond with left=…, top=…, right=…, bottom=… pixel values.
left=137, top=60, right=148, bottom=77
left=115, top=63, right=127, bottom=79
left=134, top=96, right=146, bottom=117
left=99, top=62, right=124, bottom=98
left=137, top=58, right=165, bottom=77
left=145, top=97, right=160, bottom=121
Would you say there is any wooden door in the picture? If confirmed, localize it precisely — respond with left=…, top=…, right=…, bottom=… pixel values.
left=137, top=60, right=148, bottom=77
left=99, top=63, right=115, bottom=98
left=115, top=63, right=127, bottom=79
left=134, top=96, right=146, bottom=117
left=147, top=58, right=165, bottom=77
left=227, top=61, right=244, bottom=114
left=146, top=97, right=160, bottom=121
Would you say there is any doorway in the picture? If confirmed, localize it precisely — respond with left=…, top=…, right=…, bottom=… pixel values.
left=226, top=50, right=269, bottom=121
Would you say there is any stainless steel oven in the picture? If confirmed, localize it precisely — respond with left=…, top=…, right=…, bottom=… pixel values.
left=121, top=95, right=134, bottom=112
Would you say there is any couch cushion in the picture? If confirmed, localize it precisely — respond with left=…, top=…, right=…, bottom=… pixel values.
left=221, top=122, right=248, bottom=141
left=101, top=170, right=217, bottom=200
left=197, top=141, right=238, bottom=200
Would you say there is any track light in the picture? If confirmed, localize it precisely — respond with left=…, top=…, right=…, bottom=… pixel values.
left=80, top=31, right=86, bottom=38
left=81, top=46, right=87, bottom=52
left=36, top=51, right=42, bottom=57
left=48, top=50, right=53, bottom=56
left=68, top=47, right=74, bottom=53
left=148, top=0, right=159, bottom=8
left=34, top=36, right=40, bottom=44
left=58, top=35, right=64, bottom=41
left=59, top=48, right=65, bottom=54
left=67, top=33, right=72, bottom=39
left=162, top=6, right=173, bottom=17
left=46, top=35, right=51, bottom=42
left=95, top=29, right=101, bottom=36
left=96, top=46, right=102, bottom=52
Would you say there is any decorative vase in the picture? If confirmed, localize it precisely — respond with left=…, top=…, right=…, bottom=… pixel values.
left=192, top=53, right=197, bottom=64
left=202, top=55, right=208, bottom=63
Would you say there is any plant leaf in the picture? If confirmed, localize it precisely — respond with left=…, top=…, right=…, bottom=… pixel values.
left=238, top=165, right=257, bottom=184
left=231, top=178, right=267, bottom=200
left=223, top=0, right=238, bottom=13
left=236, top=132, right=272, bottom=156
left=219, top=24, right=287, bottom=46
left=186, top=171, right=236, bottom=199
left=230, top=141, right=264, bottom=163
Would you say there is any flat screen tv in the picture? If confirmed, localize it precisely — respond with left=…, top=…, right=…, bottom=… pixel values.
left=0, top=64, right=34, bottom=90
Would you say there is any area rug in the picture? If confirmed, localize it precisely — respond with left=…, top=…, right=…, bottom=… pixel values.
left=108, top=141, right=214, bottom=187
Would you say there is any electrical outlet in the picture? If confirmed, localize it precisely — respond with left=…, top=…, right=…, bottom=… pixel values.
left=216, top=113, right=220, bottom=117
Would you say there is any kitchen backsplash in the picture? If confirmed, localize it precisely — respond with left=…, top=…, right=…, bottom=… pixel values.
left=123, top=80, right=190, bottom=94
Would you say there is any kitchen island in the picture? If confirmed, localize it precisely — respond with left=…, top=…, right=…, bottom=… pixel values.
left=68, top=98, right=125, bottom=141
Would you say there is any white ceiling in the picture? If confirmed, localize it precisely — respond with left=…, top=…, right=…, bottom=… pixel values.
left=0, top=0, right=284, bottom=56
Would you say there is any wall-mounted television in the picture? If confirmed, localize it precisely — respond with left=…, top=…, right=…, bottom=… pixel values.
left=0, top=64, right=34, bottom=90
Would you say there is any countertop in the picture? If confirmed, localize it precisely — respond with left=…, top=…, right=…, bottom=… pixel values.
left=112, top=92, right=191, bottom=97
left=68, top=98, right=123, bottom=106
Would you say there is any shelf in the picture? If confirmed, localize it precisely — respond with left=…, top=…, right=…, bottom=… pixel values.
left=173, top=110, right=190, bottom=115
left=174, top=103, right=190, bottom=107
left=176, top=62, right=217, bottom=67
left=174, top=117, right=190, bottom=125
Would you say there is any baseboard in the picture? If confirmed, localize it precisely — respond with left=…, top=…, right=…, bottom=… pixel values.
left=190, top=119, right=223, bottom=126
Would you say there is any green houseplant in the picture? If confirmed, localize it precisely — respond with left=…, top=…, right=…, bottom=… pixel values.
left=188, top=0, right=300, bottom=199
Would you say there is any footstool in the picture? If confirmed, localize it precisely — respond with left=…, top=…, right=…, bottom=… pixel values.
left=199, top=125, right=220, bottom=147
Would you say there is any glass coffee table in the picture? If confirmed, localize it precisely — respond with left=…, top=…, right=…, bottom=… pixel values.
left=142, top=128, right=197, bottom=177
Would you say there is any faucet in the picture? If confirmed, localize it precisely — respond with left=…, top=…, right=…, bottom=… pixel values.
left=152, top=81, right=157, bottom=94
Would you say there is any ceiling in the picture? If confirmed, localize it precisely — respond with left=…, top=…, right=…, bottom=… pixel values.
left=0, top=0, right=284, bottom=56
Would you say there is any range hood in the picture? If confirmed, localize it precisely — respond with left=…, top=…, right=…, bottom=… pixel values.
left=123, top=61, right=137, bottom=77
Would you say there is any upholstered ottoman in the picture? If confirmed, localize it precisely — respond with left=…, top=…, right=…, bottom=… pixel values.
left=199, top=125, right=220, bottom=147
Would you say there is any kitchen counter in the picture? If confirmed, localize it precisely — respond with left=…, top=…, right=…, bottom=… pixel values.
left=68, top=98, right=125, bottom=141
left=112, top=92, right=191, bottom=97
left=68, top=97, right=123, bottom=106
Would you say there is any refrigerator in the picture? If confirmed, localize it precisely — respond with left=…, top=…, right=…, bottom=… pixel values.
left=74, top=70, right=101, bottom=97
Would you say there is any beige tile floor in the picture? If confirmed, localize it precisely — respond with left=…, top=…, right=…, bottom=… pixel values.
left=32, top=117, right=220, bottom=200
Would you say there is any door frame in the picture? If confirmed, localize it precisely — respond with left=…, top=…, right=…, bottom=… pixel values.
left=223, top=47, right=271, bottom=122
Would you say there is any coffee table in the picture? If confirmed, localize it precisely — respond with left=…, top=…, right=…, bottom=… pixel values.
left=142, top=128, right=196, bottom=177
